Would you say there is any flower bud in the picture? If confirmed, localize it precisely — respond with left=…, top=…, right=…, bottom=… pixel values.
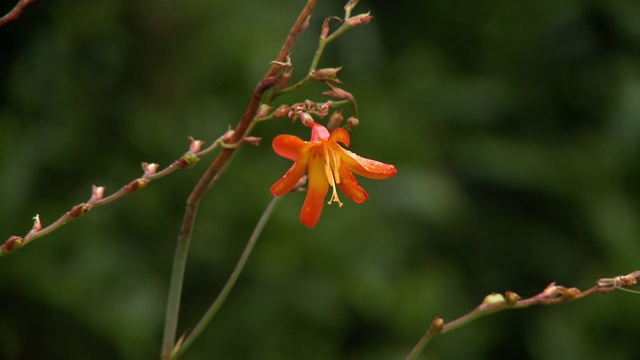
left=243, top=137, right=262, bottom=146
left=505, top=291, right=520, bottom=306
left=346, top=117, right=359, bottom=131
left=188, top=137, right=204, bottom=153
left=311, top=67, right=343, bottom=82
left=542, top=283, right=559, bottom=298
left=125, top=179, right=148, bottom=192
left=347, top=12, right=373, bottom=27
left=32, top=214, right=42, bottom=232
left=482, top=293, right=505, bottom=306
left=256, top=104, right=272, bottom=118
left=1, top=236, right=24, bottom=254
left=322, top=83, right=353, bottom=100
left=91, top=185, right=105, bottom=201
left=68, top=203, right=91, bottom=219
left=327, top=110, right=344, bottom=131
left=299, top=112, right=314, bottom=126
left=321, top=17, right=331, bottom=39
left=429, top=317, right=444, bottom=334
left=274, top=105, right=290, bottom=118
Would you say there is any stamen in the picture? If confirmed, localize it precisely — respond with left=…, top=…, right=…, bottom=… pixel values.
left=323, top=145, right=343, bottom=207
left=332, top=151, right=341, bottom=184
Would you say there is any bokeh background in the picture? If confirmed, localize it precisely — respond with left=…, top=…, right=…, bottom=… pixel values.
left=1, top=0, right=640, bottom=359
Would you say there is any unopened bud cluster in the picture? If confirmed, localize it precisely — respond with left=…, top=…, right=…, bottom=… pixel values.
left=287, top=100, right=334, bottom=123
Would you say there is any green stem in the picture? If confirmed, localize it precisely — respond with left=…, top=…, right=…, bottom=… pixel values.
left=172, top=196, right=282, bottom=359
left=267, top=22, right=355, bottom=103
left=161, top=228, right=193, bottom=359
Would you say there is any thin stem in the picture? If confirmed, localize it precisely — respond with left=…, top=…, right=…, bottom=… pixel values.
left=0, top=0, right=35, bottom=27
left=267, top=11, right=361, bottom=103
left=404, top=270, right=640, bottom=360
left=172, top=196, right=282, bottom=359
left=310, top=22, right=352, bottom=72
left=1, top=133, right=232, bottom=256
left=159, top=1, right=317, bottom=359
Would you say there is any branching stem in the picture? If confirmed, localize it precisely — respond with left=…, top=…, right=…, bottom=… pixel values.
left=404, top=270, right=640, bottom=360
left=160, top=1, right=318, bottom=359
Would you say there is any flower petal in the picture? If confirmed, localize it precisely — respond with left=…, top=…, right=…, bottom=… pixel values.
left=270, top=155, right=309, bottom=196
left=329, top=128, right=350, bottom=146
left=273, top=135, right=309, bottom=161
left=339, top=148, right=397, bottom=179
left=300, top=150, right=329, bottom=227
left=309, top=121, right=330, bottom=142
left=337, top=165, right=369, bottom=204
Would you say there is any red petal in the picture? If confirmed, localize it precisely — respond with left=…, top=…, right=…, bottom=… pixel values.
left=270, top=156, right=309, bottom=196
left=273, top=135, right=309, bottom=161
left=339, top=148, right=397, bottom=179
left=309, top=121, right=330, bottom=142
left=337, top=165, right=369, bottom=204
left=300, top=151, right=328, bottom=227
left=329, top=128, right=350, bottom=146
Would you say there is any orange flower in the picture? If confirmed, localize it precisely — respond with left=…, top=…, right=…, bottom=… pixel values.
left=270, top=120, right=397, bottom=227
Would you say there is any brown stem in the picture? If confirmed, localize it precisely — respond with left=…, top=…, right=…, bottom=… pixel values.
left=0, top=0, right=35, bottom=26
left=404, top=270, right=640, bottom=360
left=160, top=1, right=318, bottom=359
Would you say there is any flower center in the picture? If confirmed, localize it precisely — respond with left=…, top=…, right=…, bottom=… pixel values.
left=323, top=143, right=343, bottom=207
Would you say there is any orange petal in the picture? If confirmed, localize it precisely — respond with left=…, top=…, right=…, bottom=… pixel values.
left=339, top=148, right=397, bottom=179
left=300, top=152, right=329, bottom=227
left=270, top=156, right=309, bottom=196
left=337, top=165, right=369, bottom=204
left=273, top=135, right=309, bottom=161
left=328, top=128, right=350, bottom=146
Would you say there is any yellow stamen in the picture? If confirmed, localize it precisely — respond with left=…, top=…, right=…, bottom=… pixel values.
left=332, top=151, right=341, bottom=184
left=323, top=144, right=343, bottom=207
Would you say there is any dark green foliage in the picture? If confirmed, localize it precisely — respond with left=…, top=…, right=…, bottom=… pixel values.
left=1, top=0, right=639, bottom=359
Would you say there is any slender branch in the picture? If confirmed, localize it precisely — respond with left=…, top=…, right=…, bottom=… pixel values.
left=170, top=196, right=281, bottom=359
left=404, top=270, right=640, bottom=360
left=160, top=2, right=317, bottom=359
left=0, top=0, right=34, bottom=26
left=0, top=134, right=233, bottom=256
left=266, top=5, right=371, bottom=103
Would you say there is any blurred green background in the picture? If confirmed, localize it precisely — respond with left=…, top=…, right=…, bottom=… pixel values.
left=1, top=0, right=640, bottom=359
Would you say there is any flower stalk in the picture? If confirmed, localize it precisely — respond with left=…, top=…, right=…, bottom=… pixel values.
left=404, top=270, right=640, bottom=360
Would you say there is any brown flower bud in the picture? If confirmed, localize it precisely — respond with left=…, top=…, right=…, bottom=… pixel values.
left=347, top=12, right=373, bottom=27
left=273, top=105, right=290, bottom=118
left=256, top=104, right=272, bottom=118
left=322, top=83, right=353, bottom=100
left=1, top=236, right=24, bottom=254
left=188, top=137, right=205, bottom=153
left=32, top=214, right=42, bottom=233
left=124, top=179, right=148, bottom=193
left=243, top=137, right=262, bottom=146
left=429, top=317, right=444, bottom=334
left=321, top=17, right=331, bottom=39
left=91, top=185, right=105, bottom=201
left=311, top=67, right=343, bottom=82
left=505, top=291, right=521, bottom=306
left=346, top=117, right=359, bottom=131
left=68, top=203, right=91, bottom=219
left=327, top=110, right=344, bottom=131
